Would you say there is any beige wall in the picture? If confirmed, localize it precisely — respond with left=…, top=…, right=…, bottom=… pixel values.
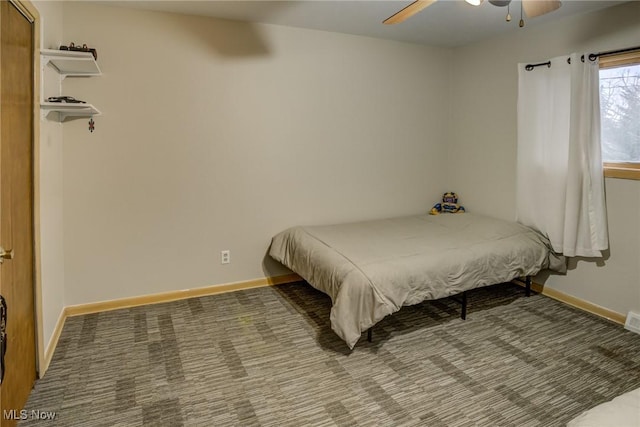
left=33, top=0, right=65, bottom=353
left=59, top=3, right=452, bottom=305
left=36, top=1, right=639, bottom=338
left=449, top=2, right=640, bottom=315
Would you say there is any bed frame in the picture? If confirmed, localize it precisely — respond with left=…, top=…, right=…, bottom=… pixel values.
left=366, top=276, right=532, bottom=342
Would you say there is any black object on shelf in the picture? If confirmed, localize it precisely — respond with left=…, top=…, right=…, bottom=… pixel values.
left=46, top=96, right=86, bottom=104
left=59, top=42, right=97, bottom=61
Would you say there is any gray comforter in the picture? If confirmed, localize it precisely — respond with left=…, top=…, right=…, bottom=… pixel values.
left=269, top=213, right=565, bottom=349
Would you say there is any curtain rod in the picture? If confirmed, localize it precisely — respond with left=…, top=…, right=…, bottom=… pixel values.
left=525, top=45, right=640, bottom=71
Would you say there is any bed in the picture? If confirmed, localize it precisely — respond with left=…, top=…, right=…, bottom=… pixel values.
left=567, top=387, right=640, bottom=427
left=269, top=213, right=565, bottom=349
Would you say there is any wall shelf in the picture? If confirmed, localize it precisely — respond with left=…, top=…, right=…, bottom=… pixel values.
left=41, top=49, right=101, bottom=78
left=40, top=102, right=101, bottom=121
left=40, top=49, right=101, bottom=126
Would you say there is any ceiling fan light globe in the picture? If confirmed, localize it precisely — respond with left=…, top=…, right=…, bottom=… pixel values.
left=465, top=0, right=484, bottom=6
left=489, top=0, right=511, bottom=7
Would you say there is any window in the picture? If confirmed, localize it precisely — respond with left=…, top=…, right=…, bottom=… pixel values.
left=599, top=51, right=640, bottom=179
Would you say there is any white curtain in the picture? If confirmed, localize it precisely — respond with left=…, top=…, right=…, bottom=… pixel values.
left=516, top=53, right=608, bottom=257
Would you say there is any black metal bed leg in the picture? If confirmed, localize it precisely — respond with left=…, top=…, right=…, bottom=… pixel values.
left=367, top=328, right=372, bottom=342
left=461, top=291, right=467, bottom=320
left=525, top=276, right=531, bottom=297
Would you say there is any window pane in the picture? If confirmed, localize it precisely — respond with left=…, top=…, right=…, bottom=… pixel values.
left=599, top=64, right=640, bottom=163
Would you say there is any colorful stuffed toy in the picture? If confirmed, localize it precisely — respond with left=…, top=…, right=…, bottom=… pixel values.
left=430, top=192, right=465, bottom=215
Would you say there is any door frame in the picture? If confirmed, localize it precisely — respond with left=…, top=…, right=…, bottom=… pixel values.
left=5, top=0, right=44, bottom=376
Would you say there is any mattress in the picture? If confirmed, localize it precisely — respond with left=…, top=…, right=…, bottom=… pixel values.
left=269, top=213, right=565, bottom=349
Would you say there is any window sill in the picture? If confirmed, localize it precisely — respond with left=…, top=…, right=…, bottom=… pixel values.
left=604, top=164, right=640, bottom=180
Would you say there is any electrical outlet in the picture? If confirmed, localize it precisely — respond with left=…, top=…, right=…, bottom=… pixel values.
left=221, top=250, right=230, bottom=265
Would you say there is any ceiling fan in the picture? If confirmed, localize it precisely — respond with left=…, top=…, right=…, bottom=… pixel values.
left=383, top=0, right=562, bottom=27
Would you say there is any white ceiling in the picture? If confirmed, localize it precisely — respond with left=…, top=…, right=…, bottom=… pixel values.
left=104, top=0, right=627, bottom=48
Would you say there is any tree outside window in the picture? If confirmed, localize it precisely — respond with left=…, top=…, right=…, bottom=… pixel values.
left=599, top=52, right=640, bottom=179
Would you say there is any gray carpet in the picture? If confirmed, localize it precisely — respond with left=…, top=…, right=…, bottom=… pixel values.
left=21, top=282, right=640, bottom=426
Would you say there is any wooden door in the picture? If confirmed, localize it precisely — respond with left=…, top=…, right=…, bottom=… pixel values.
left=0, top=1, right=36, bottom=425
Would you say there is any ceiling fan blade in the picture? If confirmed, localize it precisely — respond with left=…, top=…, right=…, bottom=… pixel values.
left=383, top=0, right=438, bottom=25
left=522, top=0, right=561, bottom=18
